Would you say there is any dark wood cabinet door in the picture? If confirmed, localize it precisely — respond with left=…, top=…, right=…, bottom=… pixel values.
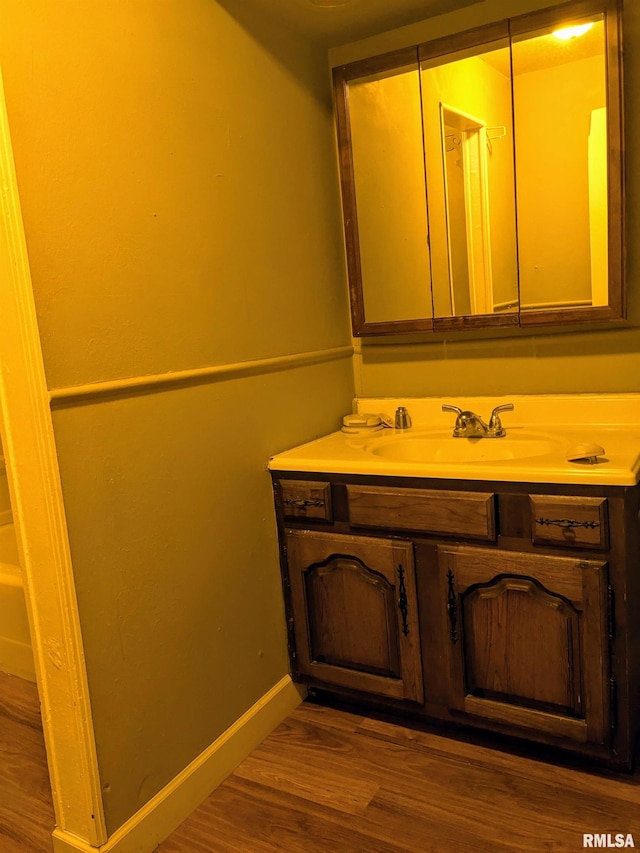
left=439, top=545, right=610, bottom=746
left=286, top=529, right=423, bottom=703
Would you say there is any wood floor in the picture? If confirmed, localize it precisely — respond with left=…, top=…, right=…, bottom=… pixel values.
left=160, top=699, right=640, bottom=852
left=2, top=672, right=639, bottom=852
left=0, top=671, right=54, bottom=852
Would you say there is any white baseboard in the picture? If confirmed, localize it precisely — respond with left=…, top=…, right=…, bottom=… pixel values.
left=51, top=675, right=305, bottom=853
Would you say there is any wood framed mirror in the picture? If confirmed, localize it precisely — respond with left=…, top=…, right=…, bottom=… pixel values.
left=332, top=0, right=624, bottom=336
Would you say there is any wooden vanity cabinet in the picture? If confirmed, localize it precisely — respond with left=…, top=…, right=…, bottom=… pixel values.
left=272, top=474, right=640, bottom=769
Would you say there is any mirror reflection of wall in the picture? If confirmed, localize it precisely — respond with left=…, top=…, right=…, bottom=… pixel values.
left=348, top=62, right=433, bottom=324
left=421, top=41, right=518, bottom=319
left=512, top=17, right=607, bottom=311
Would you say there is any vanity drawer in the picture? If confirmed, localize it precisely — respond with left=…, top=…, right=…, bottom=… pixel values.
left=347, top=485, right=496, bottom=540
left=530, top=495, right=608, bottom=550
left=280, top=480, right=333, bottom=522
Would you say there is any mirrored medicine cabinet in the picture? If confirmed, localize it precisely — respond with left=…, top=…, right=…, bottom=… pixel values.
left=332, top=0, right=624, bottom=336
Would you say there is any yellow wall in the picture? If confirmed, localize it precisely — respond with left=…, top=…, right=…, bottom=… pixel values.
left=515, top=54, right=604, bottom=308
left=0, top=0, right=353, bottom=835
left=332, top=1, right=640, bottom=398
left=349, top=67, right=433, bottom=322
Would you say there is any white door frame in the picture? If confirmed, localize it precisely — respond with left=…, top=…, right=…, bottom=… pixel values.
left=440, top=102, right=494, bottom=315
left=0, top=65, right=106, bottom=846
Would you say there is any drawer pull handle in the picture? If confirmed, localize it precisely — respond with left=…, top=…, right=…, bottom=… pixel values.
left=397, top=564, right=409, bottom=636
left=536, top=517, right=600, bottom=530
left=283, top=498, right=325, bottom=509
left=446, top=569, right=458, bottom=644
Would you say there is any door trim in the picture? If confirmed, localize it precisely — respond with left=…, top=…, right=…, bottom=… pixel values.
left=0, top=65, right=106, bottom=844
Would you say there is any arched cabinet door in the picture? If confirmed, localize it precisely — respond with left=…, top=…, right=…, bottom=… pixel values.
left=439, top=545, right=610, bottom=746
left=286, top=529, right=423, bottom=703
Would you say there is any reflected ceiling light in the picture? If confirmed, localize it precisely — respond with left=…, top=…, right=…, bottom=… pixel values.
left=552, top=22, right=594, bottom=39
left=309, top=0, right=353, bottom=5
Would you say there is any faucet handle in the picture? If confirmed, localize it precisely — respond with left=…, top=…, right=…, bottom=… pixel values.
left=488, top=403, right=514, bottom=434
left=442, top=404, right=468, bottom=437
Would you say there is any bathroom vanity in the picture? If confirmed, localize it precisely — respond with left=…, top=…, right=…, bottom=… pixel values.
left=268, top=397, right=640, bottom=770
left=269, top=0, right=635, bottom=774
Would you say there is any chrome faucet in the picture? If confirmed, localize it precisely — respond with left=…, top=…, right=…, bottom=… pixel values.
left=442, top=403, right=514, bottom=438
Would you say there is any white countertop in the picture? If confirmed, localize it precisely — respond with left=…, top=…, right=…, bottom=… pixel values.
left=268, top=394, right=640, bottom=486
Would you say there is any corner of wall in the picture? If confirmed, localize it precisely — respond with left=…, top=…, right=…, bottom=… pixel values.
left=51, top=676, right=304, bottom=853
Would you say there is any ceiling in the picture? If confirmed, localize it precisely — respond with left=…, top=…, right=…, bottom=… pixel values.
left=480, top=18, right=604, bottom=77
left=231, top=0, right=485, bottom=47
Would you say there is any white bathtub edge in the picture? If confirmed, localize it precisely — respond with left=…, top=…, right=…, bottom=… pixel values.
left=0, top=634, right=35, bottom=681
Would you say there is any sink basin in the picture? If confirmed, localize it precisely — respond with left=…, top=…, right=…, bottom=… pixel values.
left=366, top=430, right=561, bottom=464
left=268, top=395, right=640, bottom=485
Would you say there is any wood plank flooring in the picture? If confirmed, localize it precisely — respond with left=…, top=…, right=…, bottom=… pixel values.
left=2, top=672, right=639, bottom=852
left=160, top=700, right=640, bottom=853
left=0, top=671, right=54, bottom=852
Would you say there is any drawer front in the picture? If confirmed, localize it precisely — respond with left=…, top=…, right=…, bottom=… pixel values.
left=347, top=485, right=496, bottom=540
left=280, top=480, right=333, bottom=522
left=530, top=495, right=608, bottom=550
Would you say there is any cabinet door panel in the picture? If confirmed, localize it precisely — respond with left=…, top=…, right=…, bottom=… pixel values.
left=286, top=530, right=423, bottom=702
left=440, top=545, right=609, bottom=745
left=462, top=575, right=581, bottom=715
left=306, top=555, right=401, bottom=677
